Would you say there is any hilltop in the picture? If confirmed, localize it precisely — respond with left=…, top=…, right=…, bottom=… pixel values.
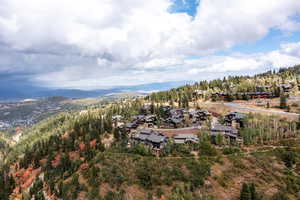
left=148, top=65, right=300, bottom=104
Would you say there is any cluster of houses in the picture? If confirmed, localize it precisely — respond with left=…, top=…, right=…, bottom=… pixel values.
left=162, top=107, right=211, bottom=128
left=207, top=83, right=300, bottom=100
left=210, top=112, right=246, bottom=145
left=278, top=83, right=295, bottom=92
left=116, top=106, right=211, bottom=131
left=132, top=128, right=201, bottom=150
left=123, top=114, right=158, bottom=130
left=114, top=105, right=247, bottom=151
left=193, top=83, right=299, bottom=101
left=224, top=112, right=246, bottom=127
left=211, top=91, right=274, bottom=100
left=133, top=129, right=168, bottom=149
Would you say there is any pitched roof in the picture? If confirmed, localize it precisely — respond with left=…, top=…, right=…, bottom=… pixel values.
left=139, top=128, right=153, bottom=135
left=174, top=134, right=198, bottom=140
left=211, top=125, right=238, bottom=134
left=135, top=134, right=149, bottom=141
left=211, top=131, right=238, bottom=138
left=227, top=112, right=247, bottom=120
left=133, top=115, right=145, bottom=120
left=134, top=129, right=168, bottom=143
left=125, top=122, right=138, bottom=128
left=171, top=118, right=184, bottom=124
left=146, top=134, right=167, bottom=143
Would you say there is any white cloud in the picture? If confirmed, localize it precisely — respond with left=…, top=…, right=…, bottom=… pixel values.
left=186, top=43, right=300, bottom=76
left=31, top=42, right=300, bottom=89
left=0, top=0, right=300, bottom=89
left=188, top=57, right=262, bottom=73
left=280, top=42, right=300, bottom=57
left=1, top=0, right=300, bottom=58
left=136, top=57, right=184, bottom=69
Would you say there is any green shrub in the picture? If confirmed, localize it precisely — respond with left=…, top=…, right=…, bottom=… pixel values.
left=223, top=147, right=241, bottom=155
left=198, top=142, right=218, bottom=157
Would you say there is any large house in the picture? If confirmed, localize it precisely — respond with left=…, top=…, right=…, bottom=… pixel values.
left=225, top=112, right=247, bottom=127
left=145, top=115, right=157, bottom=127
left=140, top=104, right=151, bottom=114
left=225, top=112, right=246, bottom=121
left=189, top=109, right=211, bottom=121
left=225, top=112, right=246, bottom=127
left=124, top=122, right=138, bottom=129
left=169, top=108, right=185, bottom=119
left=132, top=115, right=146, bottom=124
left=173, top=134, right=199, bottom=144
left=212, top=91, right=274, bottom=100
left=133, top=129, right=168, bottom=149
left=112, top=115, right=123, bottom=121
left=145, top=115, right=157, bottom=123
left=164, top=117, right=185, bottom=128
left=211, top=124, right=239, bottom=143
left=161, top=105, right=171, bottom=113
left=278, top=84, right=293, bottom=92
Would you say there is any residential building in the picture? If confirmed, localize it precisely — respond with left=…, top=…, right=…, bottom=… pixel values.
left=173, top=134, right=199, bottom=144
left=133, top=129, right=168, bottom=149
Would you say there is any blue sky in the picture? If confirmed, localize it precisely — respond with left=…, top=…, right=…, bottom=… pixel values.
left=171, top=0, right=199, bottom=17
left=228, top=30, right=300, bottom=54
left=0, top=0, right=300, bottom=92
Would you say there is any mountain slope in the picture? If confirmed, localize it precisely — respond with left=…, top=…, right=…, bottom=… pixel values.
left=0, top=66, right=300, bottom=199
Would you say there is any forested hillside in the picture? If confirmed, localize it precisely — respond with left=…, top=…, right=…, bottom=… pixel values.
left=0, top=66, right=300, bottom=200
left=147, top=65, right=300, bottom=104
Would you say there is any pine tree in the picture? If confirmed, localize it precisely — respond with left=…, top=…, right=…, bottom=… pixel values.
left=240, top=183, right=251, bottom=200
left=272, top=191, right=288, bottom=200
left=249, top=183, right=259, bottom=200
left=280, top=94, right=287, bottom=109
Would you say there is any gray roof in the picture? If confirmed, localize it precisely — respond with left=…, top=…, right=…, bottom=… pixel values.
left=134, top=129, right=168, bottom=143
left=161, top=106, right=171, bottom=112
left=133, top=115, right=145, bottom=120
left=279, top=84, right=292, bottom=88
left=227, top=112, right=246, bottom=119
left=171, top=118, right=184, bottom=124
left=170, top=108, right=184, bottom=115
left=211, top=131, right=237, bottom=138
left=174, top=134, right=199, bottom=144
left=211, top=125, right=238, bottom=135
left=139, top=128, right=153, bottom=135
left=146, top=134, right=167, bottom=143
left=125, top=122, right=137, bottom=128
left=190, top=109, right=210, bottom=116
left=134, top=134, right=149, bottom=141
left=174, top=134, right=198, bottom=140
left=145, top=115, right=156, bottom=121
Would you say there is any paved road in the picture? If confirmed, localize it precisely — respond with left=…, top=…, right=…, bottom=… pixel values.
left=224, top=102, right=300, bottom=118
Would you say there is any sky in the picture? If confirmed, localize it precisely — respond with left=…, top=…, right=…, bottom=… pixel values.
left=0, top=0, right=300, bottom=90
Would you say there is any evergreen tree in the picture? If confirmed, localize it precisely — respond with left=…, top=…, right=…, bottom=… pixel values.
left=240, top=183, right=251, bottom=200
left=249, top=183, right=259, bottom=200
left=272, top=191, right=288, bottom=200
left=280, top=94, right=287, bottom=109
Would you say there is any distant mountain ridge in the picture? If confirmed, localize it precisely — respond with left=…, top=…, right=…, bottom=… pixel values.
left=0, top=81, right=189, bottom=100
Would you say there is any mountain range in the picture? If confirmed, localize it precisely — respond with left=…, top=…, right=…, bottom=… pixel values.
left=0, top=80, right=190, bottom=100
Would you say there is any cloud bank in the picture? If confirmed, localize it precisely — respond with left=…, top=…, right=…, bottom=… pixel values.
left=0, top=0, right=300, bottom=89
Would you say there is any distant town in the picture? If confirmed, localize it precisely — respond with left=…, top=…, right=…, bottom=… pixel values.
left=0, top=96, right=81, bottom=130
